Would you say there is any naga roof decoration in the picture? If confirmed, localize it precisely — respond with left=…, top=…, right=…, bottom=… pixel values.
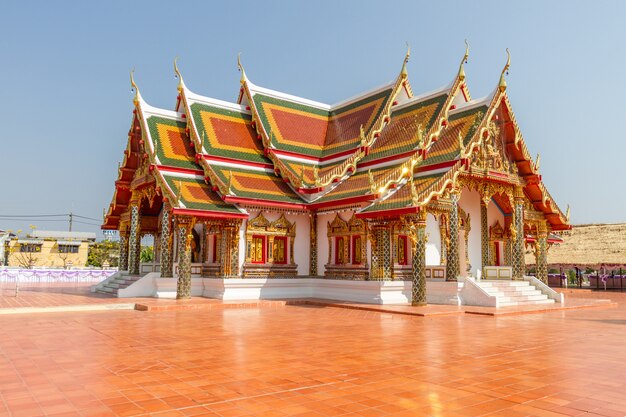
left=102, top=75, right=246, bottom=229
left=103, top=46, right=570, bottom=232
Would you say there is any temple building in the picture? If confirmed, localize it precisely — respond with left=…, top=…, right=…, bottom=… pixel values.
left=100, top=45, right=571, bottom=307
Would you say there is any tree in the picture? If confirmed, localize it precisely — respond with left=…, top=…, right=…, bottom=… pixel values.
left=140, top=245, right=154, bottom=263
left=87, top=240, right=120, bottom=267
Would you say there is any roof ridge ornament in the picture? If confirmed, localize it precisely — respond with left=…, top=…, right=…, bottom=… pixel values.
left=237, top=52, right=247, bottom=84
left=174, top=57, right=184, bottom=92
left=535, top=153, right=541, bottom=172
left=130, top=68, right=140, bottom=106
left=401, top=42, right=410, bottom=78
left=499, top=48, right=511, bottom=92
left=565, top=205, right=570, bottom=222
left=458, top=39, right=469, bottom=81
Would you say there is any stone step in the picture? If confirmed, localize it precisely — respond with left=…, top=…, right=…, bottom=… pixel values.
left=481, top=287, right=543, bottom=296
left=499, top=299, right=555, bottom=307
left=96, top=287, right=117, bottom=294
left=497, top=294, right=550, bottom=303
left=479, top=280, right=531, bottom=287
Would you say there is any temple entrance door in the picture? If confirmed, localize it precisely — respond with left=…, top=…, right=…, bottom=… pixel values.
left=494, top=241, right=502, bottom=266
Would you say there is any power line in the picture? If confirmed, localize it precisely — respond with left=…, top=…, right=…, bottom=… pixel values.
left=73, top=214, right=101, bottom=222
left=73, top=220, right=102, bottom=227
left=0, top=218, right=68, bottom=222
left=0, top=214, right=68, bottom=218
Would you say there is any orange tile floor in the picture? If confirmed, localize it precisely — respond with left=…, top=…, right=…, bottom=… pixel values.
left=0, top=287, right=625, bottom=416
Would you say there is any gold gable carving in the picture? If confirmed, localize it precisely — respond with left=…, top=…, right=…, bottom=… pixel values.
left=470, top=121, right=515, bottom=175
left=327, top=214, right=349, bottom=236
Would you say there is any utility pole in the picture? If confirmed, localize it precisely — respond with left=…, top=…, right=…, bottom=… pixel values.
left=69, top=212, right=73, bottom=232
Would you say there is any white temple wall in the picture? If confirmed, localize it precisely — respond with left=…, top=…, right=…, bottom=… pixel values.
left=291, top=213, right=311, bottom=276
left=487, top=201, right=506, bottom=230
left=425, top=213, right=441, bottom=265
left=459, top=186, right=482, bottom=277
left=316, top=212, right=334, bottom=276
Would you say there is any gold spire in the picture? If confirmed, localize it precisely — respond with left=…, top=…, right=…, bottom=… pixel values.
left=458, top=131, right=465, bottom=157
left=130, top=68, right=140, bottom=106
left=499, top=48, right=511, bottom=92
left=400, top=42, right=410, bottom=78
left=458, top=39, right=469, bottom=81
left=368, top=169, right=376, bottom=193
left=313, top=165, right=320, bottom=187
left=237, top=52, right=247, bottom=84
left=227, top=171, right=233, bottom=194
left=535, top=153, right=541, bottom=172
left=565, top=204, right=570, bottom=222
left=359, top=124, right=367, bottom=146
left=174, top=57, right=184, bottom=92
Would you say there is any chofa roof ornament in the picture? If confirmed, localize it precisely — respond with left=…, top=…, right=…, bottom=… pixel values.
left=174, top=57, right=184, bottom=92
left=400, top=42, right=410, bottom=78
left=130, top=68, right=140, bottom=106
left=458, top=39, right=469, bottom=81
left=237, top=52, right=247, bottom=84
left=499, top=48, right=511, bottom=92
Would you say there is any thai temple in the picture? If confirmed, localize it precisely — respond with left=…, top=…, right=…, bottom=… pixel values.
left=99, top=44, right=571, bottom=307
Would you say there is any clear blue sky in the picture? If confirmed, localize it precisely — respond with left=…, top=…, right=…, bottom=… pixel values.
left=1, top=0, right=624, bottom=236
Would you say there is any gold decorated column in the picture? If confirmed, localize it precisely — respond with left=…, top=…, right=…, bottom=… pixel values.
left=128, top=193, right=141, bottom=275
left=512, top=186, right=526, bottom=280
left=160, top=201, right=173, bottom=278
left=411, top=210, right=428, bottom=306
left=439, top=215, right=447, bottom=266
left=480, top=199, right=490, bottom=271
left=118, top=227, right=129, bottom=271
left=176, top=216, right=194, bottom=299
left=446, top=188, right=461, bottom=281
left=309, top=213, right=317, bottom=276
left=536, top=220, right=548, bottom=284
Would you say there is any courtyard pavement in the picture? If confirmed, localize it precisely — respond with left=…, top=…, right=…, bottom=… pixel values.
left=0, top=285, right=624, bottom=416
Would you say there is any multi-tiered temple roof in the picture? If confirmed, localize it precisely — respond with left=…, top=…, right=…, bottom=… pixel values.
left=103, top=46, right=570, bottom=232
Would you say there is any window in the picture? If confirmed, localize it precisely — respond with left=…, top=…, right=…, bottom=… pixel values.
left=212, top=235, right=218, bottom=263
left=335, top=236, right=345, bottom=264
left=397, top=235, right=408, bottom=265
left=20, top=244, right=41, bottom=253
left=273, top=237, right=287, bottom=264
left=251, top=235, right=265, bottom=263
left=59, top=245, right=79, bottom=254
left=352, top=235, right=362, bottom=264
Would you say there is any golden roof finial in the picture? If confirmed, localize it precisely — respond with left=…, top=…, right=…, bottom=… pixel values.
left=499, top=48, right=511, bottom=92
left=359, top=124, right=367, bottom=146
left=227, top=171, right=234, bottom=194
left=565, top=204, right=570, bottom=222
left=535, top=153, right=541, bottom=172
left=368, top=169, right=376, bottom=193
left=458, top=39, right=469, bottom=81
left=130, top=68, right=140, bottom=106
left=401, top=42, right=410, bottom=78
left=458, top=131, right=465, bottom=157
left=237, top=52, right=247, bottom=84
left=174, top=57, right=184, bottom=92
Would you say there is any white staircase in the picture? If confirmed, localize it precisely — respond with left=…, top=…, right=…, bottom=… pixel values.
left=476, top=280, right=555, bottom=307
left=94, top=272, right=142, bottom=296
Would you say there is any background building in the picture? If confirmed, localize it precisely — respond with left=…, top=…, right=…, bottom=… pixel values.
left=5, top=230, right=96, bottom=268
